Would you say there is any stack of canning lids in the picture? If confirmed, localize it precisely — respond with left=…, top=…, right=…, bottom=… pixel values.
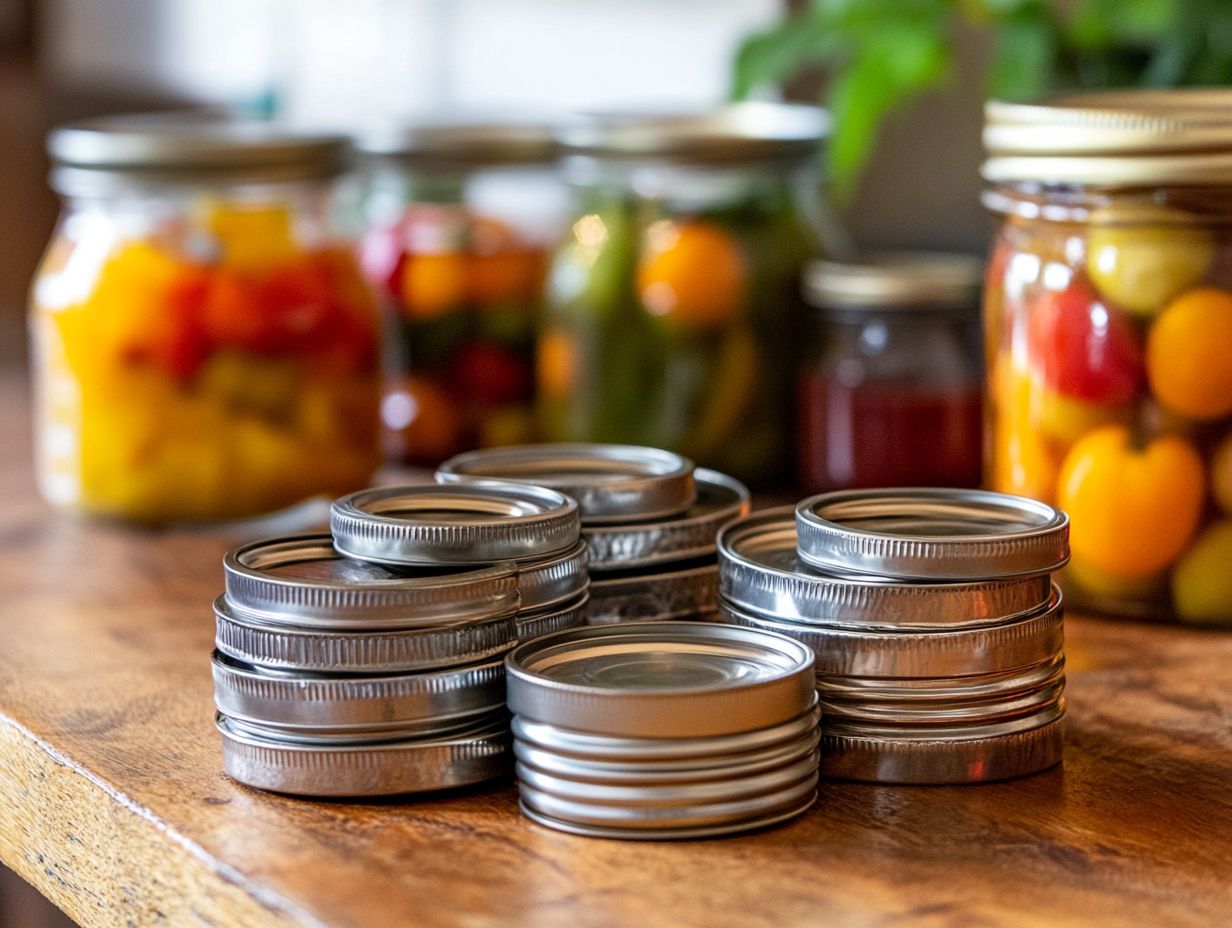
left=213, top=482, right=587, bottom=797
left=437, top=444, right=750, bottom=624
left=506, top=622, right=820, bottom=838
left=717, top=488, right=1071, bottom=784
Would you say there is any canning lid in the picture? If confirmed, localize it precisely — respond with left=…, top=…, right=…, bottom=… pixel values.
left=505, top=622, right=816, bottom=738
left=585, top=559, right=719, bottom=625
left=355, top=116, right=557, bottom=166
left=331, top=483, right=579, bottom=566
left=982, top=89, right=1232, bottom=186
left=437, top=444, right=696, bottom=524
left=584, top=469, right=750, bottom=570
left=795, top=488, right=1069, bottom=581
left=216, top=713, right=511, bottom=797
left=720, top=586, right=1065, bottom=678
left=556, top=102, right=827, bottom=164
left=719, top=509, right=1053, bottom=628
left=223, top=534, right=518, bottom=628
left=518, top=540, right=590, bottom=612
left=803, top=253, right=982, bottom=312
left=48, top=112, right=350, bottom=194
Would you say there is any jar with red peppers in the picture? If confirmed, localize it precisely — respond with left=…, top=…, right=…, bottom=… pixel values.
left=983, top=90, right=1232, bottom=625
left=796, top=254, right=984, bottom=493
left=356, top=120, right=564, bottom=466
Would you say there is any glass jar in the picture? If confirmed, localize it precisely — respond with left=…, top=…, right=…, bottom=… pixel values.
left=356, top=120, right=564, bottom=466
left=539, top=103, right=833, bottom=486
left=983, top=90, right=1232, bottom=625
left=30, top=115, right=380, bottom=523
left=796, top=254, right=984, bottom=492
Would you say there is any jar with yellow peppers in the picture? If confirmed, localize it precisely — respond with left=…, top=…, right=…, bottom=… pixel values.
left=356, top=120, right=563, bottom=466
left=983, top=90, right=1232, bottom=625
left=31, top=116, right=380, bottom=523
left=540, top=104, right=833, bottom=486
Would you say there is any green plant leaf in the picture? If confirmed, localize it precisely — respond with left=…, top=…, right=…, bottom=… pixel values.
left=987, top=4, right=1058, bottom=99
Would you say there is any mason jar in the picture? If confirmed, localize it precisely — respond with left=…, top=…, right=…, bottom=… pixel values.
left=355, top=120, right=564, bottom=466
left=982, top=89, right=1232, bottom=625
left=30, top=115, right=380, bottom=523
left=539, top=103, right=833, bottom=486
left=796, top=254, right=984, bottom=493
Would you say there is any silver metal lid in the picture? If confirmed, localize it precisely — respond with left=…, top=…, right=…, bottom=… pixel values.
left=803, top=253, right=982, bottom=312
left=223, top=534, right=518, bottom=628
left=719, top=586, right=1065, bottom=678
left=48, top=113, right=350, bottom=194
left=330, top=483, right=580, bottom=566
left=505, top=621, right=816, bottom=738
left=517, top=593, right=589, bottom=643
left=584, top=469, right=750, bottom=570
left=556, top=102, right=827, bottom=164
left=585, top=561, right=719, bottom=625
left=795, top=488, right=1070, bottom=580
left=355, top=116, right=557, bottom=166
left=216, top=713, right=511, bottom=797
left=436, top=444, right=696, bottom=525
left=211, top=651, right=506, bottom=737
left=820, top=703, right=1065, bottom=784
left=719, top=509, right=1054, bottom=629
left=215, top=596, right=516, bottom=673
left=518, top=540, right=590, bottom=612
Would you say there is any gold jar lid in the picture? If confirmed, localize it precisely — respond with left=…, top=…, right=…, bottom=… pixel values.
left=982, top=88, right=1232, bottom=186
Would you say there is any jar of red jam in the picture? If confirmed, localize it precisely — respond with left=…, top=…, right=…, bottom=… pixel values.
left=983, top=89, right=1232, bottom=626
left=355, top=119, right=564, bottom=467
left=796, top=254, right=984, bottom=493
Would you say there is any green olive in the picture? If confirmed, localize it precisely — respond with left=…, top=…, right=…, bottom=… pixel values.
left=1172, top=521, right=1232, bottom=624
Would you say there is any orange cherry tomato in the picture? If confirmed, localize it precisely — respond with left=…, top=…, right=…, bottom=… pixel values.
left=988, top=358, right=1060, bottom=503
left=1146, top=287, right=1232, bottom=420
left=400, top=252, right=468, bottom=319
left=467, top=250, right=545, bottom=305
left=1057, top=424, right=1205, bottom=579
left=538, top=329, right=578, bottom=401
left=636, top=220, right=746, bottom=328
left=381, top=376, right=463, bottom=464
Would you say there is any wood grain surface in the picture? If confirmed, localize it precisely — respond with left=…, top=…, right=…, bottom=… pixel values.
left=0, top=375, right=1229, bottom=928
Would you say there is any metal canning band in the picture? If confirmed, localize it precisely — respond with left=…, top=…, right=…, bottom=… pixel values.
left=584, top=469, right=750, bottom=570
left=517, top=594, right=589, bottom=643
left=513, top=728, right=820, bottom=784
left=584, top=562, right=719, bottom=625
left=820, top=706, right=1066, bottom=784
left=795, top=488, right=1070, bottom=581
left=511, top=699, right=820, bottom=762
left=216, top=713, right=512, bottom=797
left=330, top=483, right=580, bottom=566
left=223, top=708, right=509, bottom=745
left=211, top=651, right=507, bottom=733
left=517, top=768, right=818, bottom=831
left=436, top=443, right=696, bottom=524
left=515, top=752, right=820, bottom=806
left=518, top=541, right=589, bottom=612
left=718, top=509, right=1054, bottom=629
left=819, top=678, right=1065, bottom=727
left=223, top=534, right=518, bottom=629
left=718, top=586, right=1065, bottom=678
left=215, top=596, right=517, bottom=673
left=505, top=621, right=816, bottom=738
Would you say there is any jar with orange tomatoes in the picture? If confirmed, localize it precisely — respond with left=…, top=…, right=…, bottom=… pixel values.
left=540, top=104, right=833, bottom=485
left=983, top=90, right=1232, bottom=625
left=31, top=116, right=380, bottom=523
left=356, top=120, right=564, bottom=466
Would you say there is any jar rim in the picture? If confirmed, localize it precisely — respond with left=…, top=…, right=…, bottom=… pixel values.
left=802, top=252, right=982, bottom=311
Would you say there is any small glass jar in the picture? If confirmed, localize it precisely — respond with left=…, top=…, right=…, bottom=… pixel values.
left=539, top=104, right=833, bottom=486
left=983, top=89, right=1232, bottom=625
left=796, top=254, right=984, bottom=493
left=355, top=120, right=564, bottom=466
left=30, top=115, right=381, bottom=523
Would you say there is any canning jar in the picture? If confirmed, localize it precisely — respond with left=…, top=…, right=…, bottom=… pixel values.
left=539, top=103, right=832, bottom=486
left=31, top=115, right=380, bottom=523
left=796, top=254, right=984, bottom=492
left=982, top=90, right=1232, bottom=625
left=356, top=120, right=564, bottom=466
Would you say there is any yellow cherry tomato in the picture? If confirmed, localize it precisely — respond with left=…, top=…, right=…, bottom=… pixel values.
left=988, top=358, right=1060, bottom=503
left=636, top=220, right=746, bottom=328
left=1085, top=216, right=1213, bottom=316
left=1172, top=521, right=1232, bottom=623
left=1057, top=424, right=1205, bottom=579
left=1146, top=287, right=1232, bottom=420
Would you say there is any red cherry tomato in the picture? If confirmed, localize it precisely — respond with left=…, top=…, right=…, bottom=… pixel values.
left=359, top=223, right=407, bottom=298
left=449, top=342, right=532, bottom=407
left=1027, top=277, right=1144, bottom=404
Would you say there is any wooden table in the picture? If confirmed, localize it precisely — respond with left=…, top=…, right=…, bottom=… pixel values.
left=0, top=379, right=1229, bottom=928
